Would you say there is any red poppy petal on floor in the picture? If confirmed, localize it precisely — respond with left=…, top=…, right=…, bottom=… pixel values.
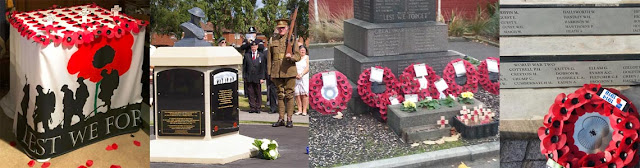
left=133, top=140, right=141, bottom=146
left=41, top=162, right=51, bottom=168
left=112, top=143, right=118, bottom=150
left=86, top=160, right=93, bottom=167
left=28, top=160, right=35, bottom=167
left=106, top=145, right=113, bottom=151
left=9, top=141, right=16, bottom=147
left=110, top=165, right=121, bottom=168
left=78, top=166, right=87, bottom=168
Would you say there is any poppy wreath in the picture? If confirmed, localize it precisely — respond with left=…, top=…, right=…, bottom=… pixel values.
left=7, top=3, right=148, bottom=47
left=357, top=66, right=402, bottom=121
left=442, top=59, right=479, bottom=96
left=477, top=57, right=500, bottom=95
left=398, top=63, right=441, bottom=99
left=309, top=71, right=352, bottom=115
left=538, top=84, right=640, bottom=168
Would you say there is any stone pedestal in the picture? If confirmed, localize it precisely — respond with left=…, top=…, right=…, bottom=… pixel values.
left=150, top=47, right=256, bottom=163
left=387, top=100, right=484, bottom=143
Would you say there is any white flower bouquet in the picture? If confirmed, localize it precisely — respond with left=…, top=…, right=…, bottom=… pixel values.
left=252, top=138, right=280, bottom=160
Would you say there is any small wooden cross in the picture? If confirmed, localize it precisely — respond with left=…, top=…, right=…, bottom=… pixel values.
left=80, top=8, right=90, bottom=23
left=111, top=5, right=122, bottom=17
left=438, top=116, right=448, bottom=128
left=473, top=114, right=479, bottom=122
left=460, top=109, right=468, bottom=115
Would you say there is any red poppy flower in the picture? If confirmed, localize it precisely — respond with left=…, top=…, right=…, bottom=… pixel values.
left=119, top=19, right=133, bottom=32
left=82, top=30, right=94, bottom=44
left=34, top=35, right=50, bottom=46
left=50, top=35, right=63, bottom=46
left=62, top=31, right=75, bottom=48
left=72, top=32, right=83, bottom=45
left=67, top=31, right=134, bottom=83
left=134, top=140, right=141, bottom=146
left=113, top=26, right=124, bottom=38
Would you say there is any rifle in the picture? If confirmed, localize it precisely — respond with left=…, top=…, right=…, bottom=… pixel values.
left=285, top=7, right=299, bottom=56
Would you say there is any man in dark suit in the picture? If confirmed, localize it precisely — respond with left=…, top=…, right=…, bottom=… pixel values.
left=243, top=41, right=267, bottom=113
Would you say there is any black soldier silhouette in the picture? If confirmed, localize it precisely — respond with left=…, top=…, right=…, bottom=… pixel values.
left=61, top=77, right=90, bottom=129
left=21, top=76, right=29, bottom=115
left=99, top=69, right=119, bottom=110
left=33, top=85, right=55, bottom=130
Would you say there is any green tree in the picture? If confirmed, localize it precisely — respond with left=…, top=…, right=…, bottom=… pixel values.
left=284, top=0, right=309, bottom=42
left=255, top=0, right=284, bottom=40
left=207, top=0, right=257, bottom=40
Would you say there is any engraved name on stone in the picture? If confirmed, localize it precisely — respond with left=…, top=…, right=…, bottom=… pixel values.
left=500, top=7, right=640, bottom=36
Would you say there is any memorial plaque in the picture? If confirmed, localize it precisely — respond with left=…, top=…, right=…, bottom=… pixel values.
left=156, top=68, right=205, bottom=136
left=344, top=19, right=448, bottom=57
left=159, top=110, right=205, bottom=136
left=210, top=68, right=239, bottom=136
left=354, top=0, right=437, bottom=23
left=500, top=59, right=640, bottom=88
left=500, top=5, right=640, bottom=36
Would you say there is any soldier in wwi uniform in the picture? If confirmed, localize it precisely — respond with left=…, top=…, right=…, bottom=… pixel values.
left=268, top=18, right=300, bottom=128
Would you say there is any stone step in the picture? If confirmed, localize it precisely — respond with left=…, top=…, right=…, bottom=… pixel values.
left=400, top=124, right=452, bottom=143
left=334, top=45, right=463, bottom=82
left=343, top=19, right=448, bottom=57
left=386, top=100, right=483, bottom=137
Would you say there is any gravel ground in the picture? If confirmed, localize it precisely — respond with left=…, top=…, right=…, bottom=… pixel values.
left=308, top=59, right=500, bottom=167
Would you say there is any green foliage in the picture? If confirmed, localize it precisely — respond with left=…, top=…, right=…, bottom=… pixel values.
left=457, top=96, right=475, bottom=105
left=463, top=56, right=481, bottom=66
left=151, top=0, right=307, bottom=41
left=467, top=5, right=488, bottom=36
left=482, top=2, right=499, bottom=39
left=440, top=96, right=456, bottom=108
left=418, top=99, right=440, bottom=110
left=447, top=11, right=466, bottom=37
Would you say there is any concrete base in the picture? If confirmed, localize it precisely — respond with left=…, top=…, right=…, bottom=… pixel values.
left=334, top=45, right=463, bottom=82
left=150, top=132, right=258, bottom=164
left=403, top=125, right=452, bottom=143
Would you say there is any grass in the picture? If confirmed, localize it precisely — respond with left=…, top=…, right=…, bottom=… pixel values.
left=310, top=1, right=353, bottom=43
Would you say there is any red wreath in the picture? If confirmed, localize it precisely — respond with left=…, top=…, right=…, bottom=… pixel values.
left=357, top=66, right=402, bottom=121
left=477, top=57, right=500, bottom=95
left=398, top=63, right=441, bottom=99
left=539, top=84, right=640, bottom=168
left=67, top=31, right=134, bottom=82
left=309, top=71, right=352, bottom=115
left=442, top=59, right=479, bottom=96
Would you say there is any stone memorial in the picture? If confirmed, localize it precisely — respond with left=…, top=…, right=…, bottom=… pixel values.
left=150, top=47, right=255, bottom=164
left=499, top=0, right=640, bottom=138
left=334, top=0, right=466, bottom=117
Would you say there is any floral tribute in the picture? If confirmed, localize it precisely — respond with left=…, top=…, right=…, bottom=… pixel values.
left=538, top=84, right=639, bottom=168
left=253, top=138, right=280, bottom=160
left=397, top=63, right=441, bottom=99
left=442, top=59, right=479, bottom=96
left=477, top=57, right=500, bottom=95
left=309, top=71, right=352, bottom=115
left=357, top=66, right=401, bottom=121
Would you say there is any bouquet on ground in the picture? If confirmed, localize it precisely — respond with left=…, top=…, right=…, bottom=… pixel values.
left=252, top=138, right=280, bottom=160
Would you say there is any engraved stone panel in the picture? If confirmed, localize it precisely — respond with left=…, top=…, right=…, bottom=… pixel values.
left=500, top=5, right=640, bottom=36
left=500, top=59, right=640, bottom=88
left=354, top=0, right=437, bottom=23
left=343, top=19, right=448, bottom=57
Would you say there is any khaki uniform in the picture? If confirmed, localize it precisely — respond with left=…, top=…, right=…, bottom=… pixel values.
left=267, top=35, right=300, bottom=119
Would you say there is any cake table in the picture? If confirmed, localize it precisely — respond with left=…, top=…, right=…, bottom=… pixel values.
left=0, top=4, right=147, bottom=159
